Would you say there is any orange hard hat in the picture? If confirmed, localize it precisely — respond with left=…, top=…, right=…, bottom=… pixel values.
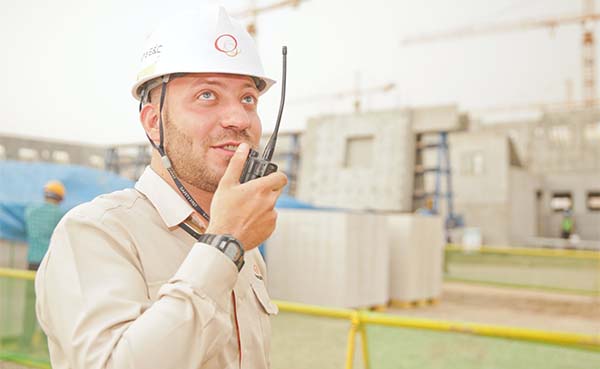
left=44, top=180, right=65, bottom=200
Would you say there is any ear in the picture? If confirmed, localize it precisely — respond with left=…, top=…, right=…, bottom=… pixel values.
left=140, top=103, right=160, bottom=146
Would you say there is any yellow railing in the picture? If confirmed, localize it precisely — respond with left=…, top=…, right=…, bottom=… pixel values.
left=446, top=244, right=600, bottom=260
left=2, top=267, right=600, bottom=369
left=274, top=300, right=600, bottom=369
left=0, top=267, right=36, bottom=280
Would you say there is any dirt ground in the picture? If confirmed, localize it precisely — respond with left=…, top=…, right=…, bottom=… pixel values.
left=388, top=281, right=600, bottom=335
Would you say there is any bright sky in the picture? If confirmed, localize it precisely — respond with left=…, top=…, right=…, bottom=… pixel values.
left=0, top=0, right=587, bottom=144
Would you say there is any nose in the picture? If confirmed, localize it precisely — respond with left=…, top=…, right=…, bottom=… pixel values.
left=220, top=101, right=251, bottom=131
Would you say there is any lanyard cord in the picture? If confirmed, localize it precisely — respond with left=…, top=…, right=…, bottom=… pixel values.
left=178, top=220, right=204, bottom=241
left=142, top=75, right=212, bottom=223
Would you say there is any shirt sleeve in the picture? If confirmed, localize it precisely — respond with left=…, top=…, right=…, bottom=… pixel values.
left=35, top=210, right=238, bottom=369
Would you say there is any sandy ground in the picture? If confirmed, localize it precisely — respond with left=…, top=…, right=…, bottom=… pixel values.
left=388, top=281, right=600, bottom=335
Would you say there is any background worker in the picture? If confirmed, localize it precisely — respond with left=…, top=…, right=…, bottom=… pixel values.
left=35, top=6, right=287, bottom=369
left=21, top=179, right=65, bottom=350
left=561, top=209, right=574, bottom=240
left=24, top=180, right=65, bottom=271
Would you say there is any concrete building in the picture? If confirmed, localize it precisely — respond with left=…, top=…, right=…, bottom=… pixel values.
left=472, top=109, right=600, bottom=243
left=448, top=131, right=538, bottom=245
left=0, top=134, right=150, bottom=180
left=5, top=105, right=597, bottom=245
left=295, top=106, right=465, bottom=212
left=293, top=106, right=599, bottom=246
left=0, top=134, right=107, bottom=168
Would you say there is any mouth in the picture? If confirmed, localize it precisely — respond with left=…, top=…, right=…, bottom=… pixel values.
left=211, top=141, right=242, bottom=155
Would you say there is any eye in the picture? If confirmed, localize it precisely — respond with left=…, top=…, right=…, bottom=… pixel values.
left=242, top=95, right=257, bottom=104
left=197, top=91, right=216, bottom=101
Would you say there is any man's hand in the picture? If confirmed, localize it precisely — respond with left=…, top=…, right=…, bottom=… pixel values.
left=206, top=143, right=288, bottom=251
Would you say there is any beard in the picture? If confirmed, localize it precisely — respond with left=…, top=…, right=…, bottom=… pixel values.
left=162, top=110, right=253, bottom=193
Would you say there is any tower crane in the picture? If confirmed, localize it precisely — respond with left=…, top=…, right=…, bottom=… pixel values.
left=233, top=0, right=304, bottom=37
left=402, top=0, right=600, bottom=106
left=290, top=82, right=396, bottom=113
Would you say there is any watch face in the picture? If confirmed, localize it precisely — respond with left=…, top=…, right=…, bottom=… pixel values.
left=224, top=243, right=241, bottom=260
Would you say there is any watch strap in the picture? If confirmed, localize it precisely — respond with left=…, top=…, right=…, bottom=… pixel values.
left=197, top=234, right=245, bottom=271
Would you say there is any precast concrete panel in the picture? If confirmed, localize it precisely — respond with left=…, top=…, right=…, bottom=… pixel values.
left=449, top=132, right=510, bottom=205
left=297, top=111, right=415, bottom=211
left=387, top=214, right=444, bottom=303
left=266, top=209, right=389, bottom=308
left=411, top=105, right=463, bottom=134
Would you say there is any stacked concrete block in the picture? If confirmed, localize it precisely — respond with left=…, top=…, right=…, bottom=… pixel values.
left=386, top=214, right=445, bottom=304
left=297, top=110, right=415, bottom=212
left=411, top=105, right=465, bottom=134
left=266, top=209, right=389, bottom=308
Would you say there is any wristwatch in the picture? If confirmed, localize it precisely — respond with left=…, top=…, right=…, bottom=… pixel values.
left=197, top=234, right=245, bottom=271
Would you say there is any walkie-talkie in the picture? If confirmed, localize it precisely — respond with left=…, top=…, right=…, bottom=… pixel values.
left=239, top=46, right=287, bottom=183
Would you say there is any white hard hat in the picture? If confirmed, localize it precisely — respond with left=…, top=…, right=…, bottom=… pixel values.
left=132, top=6, right=275, bottom=101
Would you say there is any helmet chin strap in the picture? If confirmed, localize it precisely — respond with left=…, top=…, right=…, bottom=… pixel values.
left=144, top=75, right=211, bottom=223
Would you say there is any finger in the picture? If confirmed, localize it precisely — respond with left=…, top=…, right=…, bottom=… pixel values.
left=268, top=187, right=285, bottom=207
left=219, top=143, right=250, bottom=187
left=253, top=172, right=288, bottom=192
left=270, top=172, right=288, bottom=191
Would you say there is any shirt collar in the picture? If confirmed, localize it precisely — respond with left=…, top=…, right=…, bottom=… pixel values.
left=135, top=166, right=196, bottom=229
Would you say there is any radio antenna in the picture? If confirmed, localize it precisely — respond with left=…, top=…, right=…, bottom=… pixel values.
left=262, top=46, right=287, bottom=161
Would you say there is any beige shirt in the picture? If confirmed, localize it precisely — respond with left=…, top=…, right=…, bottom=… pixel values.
left=35, top=167, right=278, bottom=369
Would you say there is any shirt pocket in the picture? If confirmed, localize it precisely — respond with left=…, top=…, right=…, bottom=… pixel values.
left=250, top=280, right=278, bottom=315
left=250, top=279, right=277, bottom=363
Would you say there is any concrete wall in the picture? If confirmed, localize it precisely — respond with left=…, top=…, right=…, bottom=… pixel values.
left=297, top=110, right=415, bottom=211
left=449, top=131, right=510, bottom=204
left=537, top=172, right=600, bottom=240
left=473, top=110, right=600, bottom=175
left=470, top=119, right=535, bottom=168
left=530, top=110, right=600, bottom=174
left=449, top=132, right=511, bottom=245
left=509, top=168, right=538, bottom=244
left=411, top=105, right=465, bottom=133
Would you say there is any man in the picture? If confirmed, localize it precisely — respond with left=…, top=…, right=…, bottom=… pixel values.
left=24, top=180, right=65, bottom=271
left=35, top=7, right=287, bottom=369
left=22, top=180, right=65, bottom=350
left=561, top=209, right=574, bottom=240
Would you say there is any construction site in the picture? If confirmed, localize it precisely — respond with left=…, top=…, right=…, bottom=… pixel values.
left=1, top=1, right=599, bottom=369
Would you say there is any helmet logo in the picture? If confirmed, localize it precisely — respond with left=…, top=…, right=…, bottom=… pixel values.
left=141, top=44, right=162, bottom=62
left=214, top=34, right=240, bottom=57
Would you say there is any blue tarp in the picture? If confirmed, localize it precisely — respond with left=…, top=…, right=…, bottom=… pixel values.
left=275, top=193, right=315, bottom=209
left=0, top=160, right=134, bottom=242
left=0, top=160, right=316, bottom=243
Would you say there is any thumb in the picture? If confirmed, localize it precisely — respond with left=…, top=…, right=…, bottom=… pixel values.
left=220, top=143, right=250, bottom=187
